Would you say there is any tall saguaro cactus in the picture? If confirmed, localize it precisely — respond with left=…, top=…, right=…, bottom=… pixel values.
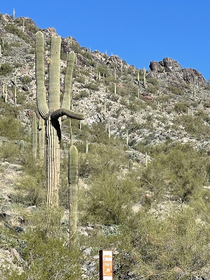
left=35, top=31, right=85, bottom=206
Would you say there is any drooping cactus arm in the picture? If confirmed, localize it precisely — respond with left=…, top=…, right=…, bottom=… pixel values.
left=62, top=51, right=75, bottom=109
left=51, top=108, right=85, bottom=120
left=36, top=31, right=49, bottom=120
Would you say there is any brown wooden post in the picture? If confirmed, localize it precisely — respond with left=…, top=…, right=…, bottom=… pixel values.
left=99, top=250, right=113, bottom=280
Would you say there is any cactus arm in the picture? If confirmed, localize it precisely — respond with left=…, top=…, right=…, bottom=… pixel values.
left=35, top=31, right=49, bottom=120
left=51, top=108, right=85, bottom=120
left=62, top=51, right=75, bottom=109
left=49, top=35, right=61, bottom=112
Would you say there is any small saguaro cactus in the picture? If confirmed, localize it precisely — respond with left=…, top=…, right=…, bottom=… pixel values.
left=129, top=159, right=133, bottom=171
left=68, top=145, right=79, bottom=245
left=85, top=140, right=89, bottom=154
left=35, top=31, right=85, bottom=206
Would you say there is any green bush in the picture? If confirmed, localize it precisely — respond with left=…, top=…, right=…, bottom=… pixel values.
left=3, top=208, right=82, bottom=280
left=167, top=85, right=184, bottom=95
left=97, top=64, right=110, bottom=77
left=84, top=82, right=99, bottom=91
left=174, top=102, right=188, bottom=113
left=140, top=143, right=210, bottom=201
left=21, top=75, right=32, bottom=84
left=5, top=24, right=30, bottom=43
left=82, top=171, right=136, bottom=225
left=0, top=62, right=13, bottom=75
left=0, top=116, right=24, bottom=140
left=173, top=115, right=210, bottom=139
left=0, top=141, right=19, bottom=161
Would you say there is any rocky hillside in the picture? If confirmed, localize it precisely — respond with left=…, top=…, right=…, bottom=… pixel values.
left=1, top=13, right=210, bottom=280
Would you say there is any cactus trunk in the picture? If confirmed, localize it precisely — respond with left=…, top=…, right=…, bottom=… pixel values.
left=68, top=145, right=79, bottom=245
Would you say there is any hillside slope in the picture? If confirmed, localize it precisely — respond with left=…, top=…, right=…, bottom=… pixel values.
left=1, top=13, right=210, bottom=280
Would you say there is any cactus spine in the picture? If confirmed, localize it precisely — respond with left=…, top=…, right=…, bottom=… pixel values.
left=32, top=112, right=37, bottom=159
left=35, top=31, right=85, bottom=207
left=68, top=145, right=79, bottom=245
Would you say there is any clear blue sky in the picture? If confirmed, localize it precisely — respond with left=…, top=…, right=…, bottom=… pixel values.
left=1, top=0, right=210, bottom=80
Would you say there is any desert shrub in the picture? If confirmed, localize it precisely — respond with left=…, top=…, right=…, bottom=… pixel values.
left=140, top=143, right=210, bottom=201
left=74, top=90, right=89, bottom=100
left=0, top=116, right=24, bottom=140
left=97, top=64, right=110, bottom=77
left=74, top=75, right=85, bottom=84
left=21, top=75, right=32, bottom=84
left=0, top=62, right=13, bottom=75
left=17, top=91, right=27, bottom=105
left=84, top=82, right=99, bottom=91
left=5, top=24, right=30, bottom=43
left=147, top=78, right=158, bottom=86
left=174, top=115, right=210, bottom=139
left=0, top=99, right=19, bottom=118
left=82, top=171, right=136, bottom=225
left=146, top=86, right=158, bottom=94
left=3, top=208, right=82, bottom=280
left=26, top=23, right=39, bottom=34
left=0, top=141, right=19, bottom=161
left=104, top=76, right=117, bottom=85
left=167, top=85, right=184, bottom=95
left=174, top=102, right=188, bottom=113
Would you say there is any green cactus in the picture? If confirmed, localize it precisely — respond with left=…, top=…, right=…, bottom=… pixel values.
left=137, top=71, right=140, bottom=85
left=38, top=117, right=45, bottom=160
left=32, top=112, right=37, bottom=159
left=35, top=31, right=85, bottom=206
left=68, top=145, right=79, bottom=245
left=19, top=140, right=24, bottom=151
left=114, top=83, right=116, bottom=94
left=126, top=129, right=129, bottom=146
left=129, top=159, right=133, bottom=171
left=62, top=51, right=75, bottom=110
left=145, top=152, right=148, bottom=167
left=85, top=140, right=89, bottom=154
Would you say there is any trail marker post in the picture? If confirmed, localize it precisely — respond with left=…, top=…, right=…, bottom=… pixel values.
left=99, top=250, right=113, bottom=280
